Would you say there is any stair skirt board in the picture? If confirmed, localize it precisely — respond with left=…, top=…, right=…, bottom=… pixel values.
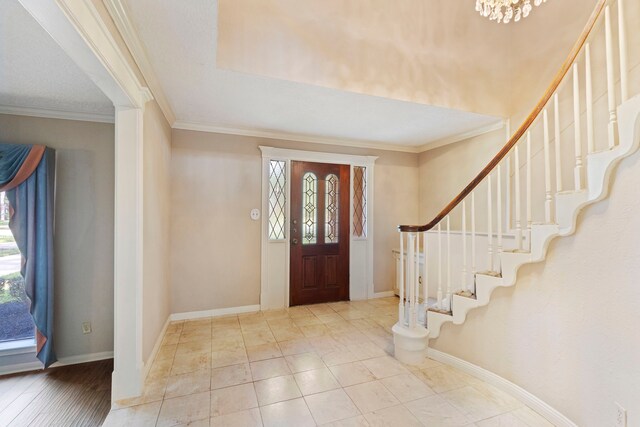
left=424, top=95, right=640, bottom=340
left=428, top=349, right=577, bottom=427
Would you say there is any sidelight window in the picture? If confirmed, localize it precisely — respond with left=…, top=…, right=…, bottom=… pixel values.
left=353, top=166, right=367, bottom=238
left=268, top=160, right=286, bottom=240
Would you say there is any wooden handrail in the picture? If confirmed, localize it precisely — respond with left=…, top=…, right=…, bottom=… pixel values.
left=399, top=0, right=607, bottom=233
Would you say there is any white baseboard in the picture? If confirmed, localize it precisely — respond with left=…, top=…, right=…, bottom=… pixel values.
left=169, top=304, right=261, bottom=321
left=428, top=349, right=577, bottom=427
left=372, top=291, right=396, bottom=299
left=142, top=316, right=171, bottom=381
left=0, top=351, right=114, bottom=376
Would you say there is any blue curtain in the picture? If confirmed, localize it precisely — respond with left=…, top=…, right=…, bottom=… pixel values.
left=0, top=143, right=56, bottom=367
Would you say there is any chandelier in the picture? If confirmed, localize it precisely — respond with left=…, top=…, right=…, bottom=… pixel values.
left=476, top=0, right=548, bottom=24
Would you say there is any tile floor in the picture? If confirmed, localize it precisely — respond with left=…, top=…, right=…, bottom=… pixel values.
left=103, top=298, right=553, bottom=427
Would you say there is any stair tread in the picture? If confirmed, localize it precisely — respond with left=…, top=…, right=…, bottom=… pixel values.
left=476, top=270, right=502, bottom=278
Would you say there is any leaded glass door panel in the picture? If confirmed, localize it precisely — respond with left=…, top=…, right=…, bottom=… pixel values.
left=290, top=161, right=350, bottom=306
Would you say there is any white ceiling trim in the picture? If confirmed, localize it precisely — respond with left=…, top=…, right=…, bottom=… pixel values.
left=0, top=104, right=114, bottom=123
left=173, top=120, right=506, bottom=154
left=416, top=120, right=506, bottom=152
left=173, top=120, right=422, bottom=153
left=103, top=0, right=176, bottom=125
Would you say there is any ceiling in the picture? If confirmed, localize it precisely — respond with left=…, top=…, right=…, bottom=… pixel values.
left=123, top=0, right=503, bottom=149
left=0, top=1, right=114, bottom=121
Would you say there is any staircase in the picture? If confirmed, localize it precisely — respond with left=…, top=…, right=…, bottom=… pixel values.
left=393, top=0, right=639, bottom=358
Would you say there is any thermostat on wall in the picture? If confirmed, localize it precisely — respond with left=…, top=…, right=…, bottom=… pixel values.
left=250, top=208, right=261, bottom=220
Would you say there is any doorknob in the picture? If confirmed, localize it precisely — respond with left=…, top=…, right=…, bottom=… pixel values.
left=292, top=238, right=299, bottom=245
left=292, top=219, right=298, bottom=225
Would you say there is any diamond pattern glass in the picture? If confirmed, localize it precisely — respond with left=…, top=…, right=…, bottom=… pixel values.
left=302, top=172, right=317, bottom=244
left=268, top=160, right=286, bottom=240
left=353, top=166, right=367, bottom=238
left=325, top=174, right=339, bottom=244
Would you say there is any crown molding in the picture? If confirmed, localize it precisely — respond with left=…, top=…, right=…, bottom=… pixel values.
left=416, top=119, right=506, bottom=152
left=173, top=120, right=507, bottom=154
left=103, top=0, right=176, bottom=125
left=0, top=104, right=115, bottom=123
left=173, top=121, right=422, bottom=153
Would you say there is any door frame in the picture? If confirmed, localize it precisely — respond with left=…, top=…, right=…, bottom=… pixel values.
left=259, top=146, right=377, bottom=310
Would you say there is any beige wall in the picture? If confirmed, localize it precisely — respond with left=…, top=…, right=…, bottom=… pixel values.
left=432, top=145, right=640, bottom=426
left=0, top=114, right=115, bottom=360
left=170, top=130, right=419, bottom=314
left=142, top=101, right=172, bottom=363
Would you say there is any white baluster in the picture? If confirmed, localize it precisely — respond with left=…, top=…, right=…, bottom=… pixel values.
left=554, top=93, right=562, bottom=193
left=515, top=143, right=523, bottom=251
left=471, top=191, right=477, bottom=293
left=399, top=233, right=404, bottom=324
left=573, top=63, right=583, bottom=191
left=605, top=5, right=618, bottom=149
left=422, top=231, right=428, bottom=324
left=618, top=0, right=629, bottom=102
left=487, top=173, right=493, bottom=272
left=446, top=215, right=451, bottom=311
left=497, top=163, right=503, bottom=272
left=543, top=109, right=552, bottom=223
left=526, top=131, right=532, bottom=248
left=461, top=200, right=467, bottom=294
left=408, top=232, right=415, bottom=327
left=437, top=223, right=442, bottom=309
left=586, top=43, right=595, bottom=154
left=411, top=233, right=420, bottom=327
left=505, top=121, right=511, bottom=232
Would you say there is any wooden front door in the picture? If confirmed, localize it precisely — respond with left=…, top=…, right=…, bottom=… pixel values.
left=290, top=161, right=350, bottom=306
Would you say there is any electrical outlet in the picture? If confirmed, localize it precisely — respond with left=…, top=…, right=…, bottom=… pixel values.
left=615, top=402, right=627, bottom=427
left=82, top=322, right=92, bottom=334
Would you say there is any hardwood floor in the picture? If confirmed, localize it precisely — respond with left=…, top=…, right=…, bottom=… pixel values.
left=0, top=359, right=112, bottom=426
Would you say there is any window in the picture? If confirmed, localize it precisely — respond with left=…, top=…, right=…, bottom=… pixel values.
left=302, top=172, right=317, bottom=244
left=353, top=166, right=367, bottom=238
left=0, top=191, right=35, bottom=348
left=268, top=160, right=286, bottom=240
left=325, top=174, right=339, bottom=243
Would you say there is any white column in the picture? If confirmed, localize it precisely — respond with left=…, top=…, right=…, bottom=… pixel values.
left=113, top=107, right=144, bottom=401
